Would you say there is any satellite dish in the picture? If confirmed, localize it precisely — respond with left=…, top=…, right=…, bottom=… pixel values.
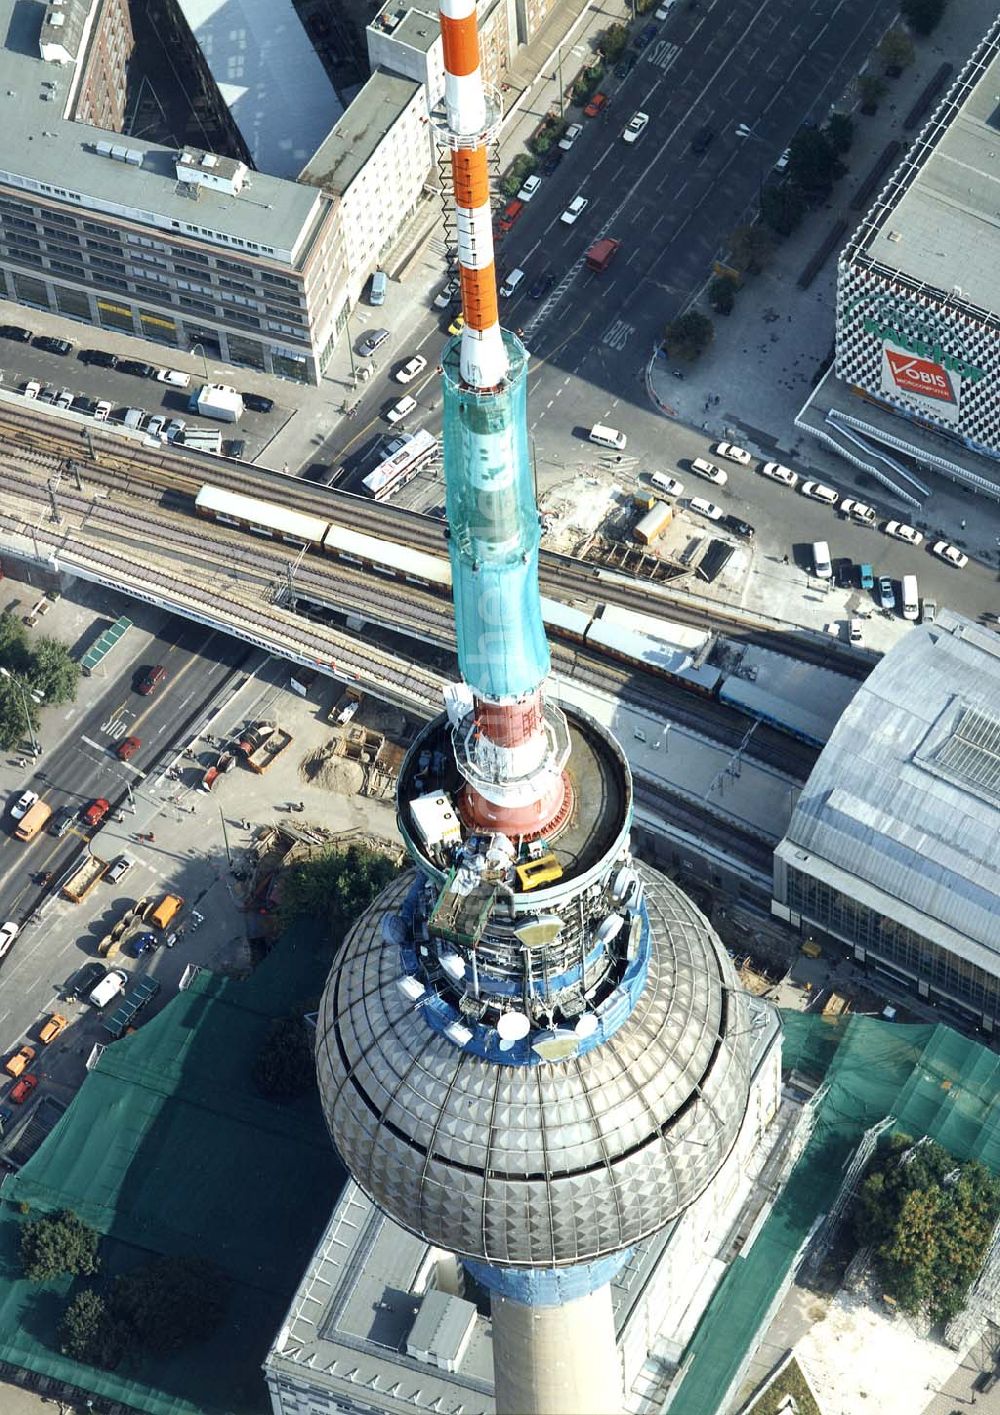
left=611, top=868, right=637, bottom=903
left=531, top=1030, right=580, bottom=1062
left=497, top=1010, right=530, bottom=1041
left=574, top=1013, right=598, bottom=1038
left=596, top=914, right=625, bottom=946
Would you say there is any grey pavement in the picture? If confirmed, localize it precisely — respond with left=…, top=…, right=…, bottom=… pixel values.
left=647, top=0, right=1000, bottom=564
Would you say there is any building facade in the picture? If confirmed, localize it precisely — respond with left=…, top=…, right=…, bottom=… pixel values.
left=367, top=0, right=516, bottom=105
left=773, top=610, right=1000, bottom=1030
left=69, top=0, right=135, bottom=133
left=834, top=18, right=1000, bottom=472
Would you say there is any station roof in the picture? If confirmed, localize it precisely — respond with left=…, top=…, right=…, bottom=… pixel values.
left=177, top=0, right=344, bottom=180
left=855, top=18, right=1000, bottom=314
left=776, top=610, right=1000, bottom=959
left=718, top=642, right=860, bottom=746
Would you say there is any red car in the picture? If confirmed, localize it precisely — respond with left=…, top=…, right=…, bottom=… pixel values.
left=10, top=1073, right=38, bottom=1104
left=136, top=665, right=166, bottom=696
left=117, top=736, right=141, bottom=761
left=497, top=199, right=524, bottom=234
left=82, top=798, right=110, bottom=827
left=584, top=92, right=608, bottom=118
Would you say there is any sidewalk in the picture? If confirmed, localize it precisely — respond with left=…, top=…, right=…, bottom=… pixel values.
left=647, top=0, right=1000, bottom=556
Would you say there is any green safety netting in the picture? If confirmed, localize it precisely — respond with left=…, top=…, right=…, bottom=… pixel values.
left=677, top=1015, right=1000, bottom=1415
left=0, top=925, right=344, bottom=1415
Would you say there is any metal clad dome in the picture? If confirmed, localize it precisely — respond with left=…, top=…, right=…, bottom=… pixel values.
left=316, top=866, right=752, bottom=1269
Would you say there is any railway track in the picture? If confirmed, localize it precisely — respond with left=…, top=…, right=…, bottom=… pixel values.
left=0, top=403, right=871, bottom=681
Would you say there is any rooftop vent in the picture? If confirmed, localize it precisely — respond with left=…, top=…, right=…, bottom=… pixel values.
left=886, top=230, right=902, bottom=243
left=95, top=140, right=144, bottom=166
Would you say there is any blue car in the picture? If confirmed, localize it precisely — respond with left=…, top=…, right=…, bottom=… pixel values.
left=877, top=576, right=896, bottom=611
left=131, top=932, right=157, bottom=957
left=529, top=272, right=555, bottom=300
left=634, top=22, right=658, bottom=49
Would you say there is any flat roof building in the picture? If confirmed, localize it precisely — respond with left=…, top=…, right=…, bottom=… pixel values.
left=822, top=16, right=1000, bottom=487
left=773, top=609, right=1000, bottom=1028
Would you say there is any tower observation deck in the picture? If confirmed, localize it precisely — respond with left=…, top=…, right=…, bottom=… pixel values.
left=314, top=1, right=753, bottom=1410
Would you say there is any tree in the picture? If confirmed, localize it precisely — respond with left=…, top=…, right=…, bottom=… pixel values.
left=21, top=1210, right=100, bottom=1282
left=280, top=843, right=400, bottom=936
left=599, top=23, right=629, bottom=63
left=0, top=678, right=37, bottom=752
left=707, top=275, right=738, bottom=315
left=825, top=113, right=855, bottom=155
left=761, top=182, right=808, bottom=238
left=901, top=0, right=946, bottom=37
left=112, top=1256, right=229, bottom=1355
left=59, top=1290, right=129, bottom=1368
left=663, top=310, right=714, bottom=362
left=501, top=154, right=536, bottom=198
left=27, top=636, right=80, bottom=707
left=253, top=1016, right=315, bottom=1099
left=858, top=74, right=888, bottom=114
left=855, top=1136, right=1000, bottom=1325
left=0, top=612, right=31, bottom=674
left=729, top=224, right=773, bottom=275
left=879, top=26, right=916, bottom=74
left=787, top=129, right=846, bottom=200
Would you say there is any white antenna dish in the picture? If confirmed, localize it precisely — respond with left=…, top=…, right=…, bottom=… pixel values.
left=611, top=868, right=637, bottom=903
left=596, top=914, right=625, bottom=946
left=497, top=1010, right=530, bottom=1041
left=574, top=1013, right=598, bottom=1038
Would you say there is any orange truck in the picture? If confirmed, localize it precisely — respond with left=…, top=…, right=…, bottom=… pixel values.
left=14, top=800, right=51, bottom=841
left=5, top=1044, right=35, bottom=1077
left=585, top=237, right=621, bottom=273
left=39, top=1014, right=68, bottom=1045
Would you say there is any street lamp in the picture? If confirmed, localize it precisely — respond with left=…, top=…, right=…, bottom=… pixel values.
left=190, top=342, right=211, bottom=383
left=0, top=667, right=43, bottom=756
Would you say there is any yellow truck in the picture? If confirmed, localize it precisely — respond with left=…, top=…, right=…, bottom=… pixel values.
left=14, top=800, right=51, bottom=841
left=5, top=1043, right=35, bottom=1077
left=148, top=894, right=183, bottom=930
left=39, top=1014, right=68, bottom=1045
left=61, top=854, right=108, bottom=903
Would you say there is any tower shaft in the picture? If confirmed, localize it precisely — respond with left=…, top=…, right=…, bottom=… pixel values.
left=491, top=1288, right=622, bottom=1415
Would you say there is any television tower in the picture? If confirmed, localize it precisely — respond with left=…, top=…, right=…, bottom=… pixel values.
left=314, top=4, right=753, bottom=1411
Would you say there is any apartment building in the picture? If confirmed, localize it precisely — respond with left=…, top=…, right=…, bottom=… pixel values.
left=367, top=0, right=515, bottom=104
left=41, top=0, right=134, bottom=133
left=301, top=71, right=432, bottom=300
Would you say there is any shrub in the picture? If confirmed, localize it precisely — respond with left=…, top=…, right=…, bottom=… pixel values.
left=21, top=1210, right=100, bottom=1283
left=663, top=310, right=714, bottom=361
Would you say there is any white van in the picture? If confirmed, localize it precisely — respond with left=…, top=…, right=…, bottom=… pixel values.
left=590, top=424, right=627, bottom=451
left=901, top=573, right=919, bottom=621
left=499, top=268, right=526, bottom=298
left=691, top=457, right=728, bottom=486
left=89, top=968, right=128, bottom=1009
left=812, top=540, right=832, bottom=578
left=368, top=270, right=387, bottom=306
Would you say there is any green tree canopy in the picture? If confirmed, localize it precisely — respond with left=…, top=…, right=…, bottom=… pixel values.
left=112, top=1256, right=229, bottom=1355
left=0, top=611, right=81, bottom=748
left=855, top=1135, right=1000, bottom=1324
left=901, top=0, right=946, bottom=37
left=280, top=843, right=401, bottom=937
left=787, top=129, right=846, bottom=200
left=21, top=1209, right=101, bottom=1283
left=27, top=635, right=81, bottom=706
left=707, top=275, right=738, bottom=315
left=761, top=181, right=808, bottom=238
left=600, top=23, right=629, bottom=62
left=825, top=113, right=855, bottom=155
left=59, top=1290, right=130, bottom=1368
left=879, top=26, right=916, bottom=73
left=253, top=1015, right=315, bottom=1099
left=664, top=310, right=714, bottom=362
left=729, top=224, right=774, bottom=275
left=858, top=74, right=888, bottom=114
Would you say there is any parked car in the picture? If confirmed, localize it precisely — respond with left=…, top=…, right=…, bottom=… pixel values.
left=560, top=195, right=589, bottom=225
left=131, top=932, right=157, bottom=957
left=922, top=598, right=937, bottom=624
left=135, top=664, right=166, bottom=695
left=774, top=147, right=791, bottom=172
left=833, top=558, right=854, bottom=589
left=223, top=439, right=246, bottom=459
left=884, top=520, right=923, bottom=545
left=540, top=146, right=564, bottom=175
left=9, top=1073, right=38, bottom=1104
left=878, top=576, right=896, bottom=610
left=841, top=497, right=876, bottom=526
left=497, top=199, right=525, bottom=234
left=80, top=349, right=118, bottom=368
left=163, top=418, right=186, bottom=441
left=50, top=805, right=76, bottom=837
left=517, top=174, right=542, bottom=201
left=33, top=335, right=72, bottom=356
left=82, top=798, right=110, bottom=827
left=584, top=92, right=608, bottom=118
left=690, top=457, right=727, bottom=486
left=691, top=126, right=715, bottom=154
left=715, top=442, right=751, bottom=465
left=386, top=395, right=417, bottom=424
left=22, top=380, right=41, bottom=400
left=558, top=123, right=583, bottom=151
left=859, top=563, right=874, bottom=590
left=242, top=392, right=274, bottom=414
left=0, top=921, right=18, bottom=956
left=395, top=355, right=427, bottom=385
left=5, top=1044, right=35, bottom=1077
left=623, top=111, right=649, bottom=144
left=106, top=855, right=135, bottom=885
left=529, top=272, right=555, bottom=300
left=156, top=368, right=191, bottom=387
left=614, top=53, right=637, bottom=78
left=759, top=460, right=798, bottom=487
left=93, top=400, right=113, bottom=422
left=118, top=359, right=156, bottom=379
left=688, top=497, right=724, bottom=521
left=10, top=790, right=38, bottom=820
left=433, top=278, right=459, bottom=309
left=38, top=1014, right=67, bottom=1045
left=447, top=313, right=465, bottom=336
left=800, top=480, right=839, bottom=505
left=721, top=514, right=755, bottom=540
left=116, top=735, right=141, bottom=761
left=0, top=325, right=32, bottom=343
left=634, top=22, right=658, bottom=48
left=357, top=328, right=390, bottom=358
left=650, top=473, right=683, bottom=497
left=146, top=415, right=167, bottom=439
left=65, top=962, right=106, bottom=1003
left=931, top=540, right=968, bottom=568
left=849, top=617, right=863, bottom=644
left=54, top=388, right=74, bottom=410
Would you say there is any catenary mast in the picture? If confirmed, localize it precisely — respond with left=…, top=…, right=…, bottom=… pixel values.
left=315, top=5, right=753, bottom=1411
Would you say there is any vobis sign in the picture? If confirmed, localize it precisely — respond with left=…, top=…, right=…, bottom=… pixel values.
left=880, top=341, right=961, bottom=424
